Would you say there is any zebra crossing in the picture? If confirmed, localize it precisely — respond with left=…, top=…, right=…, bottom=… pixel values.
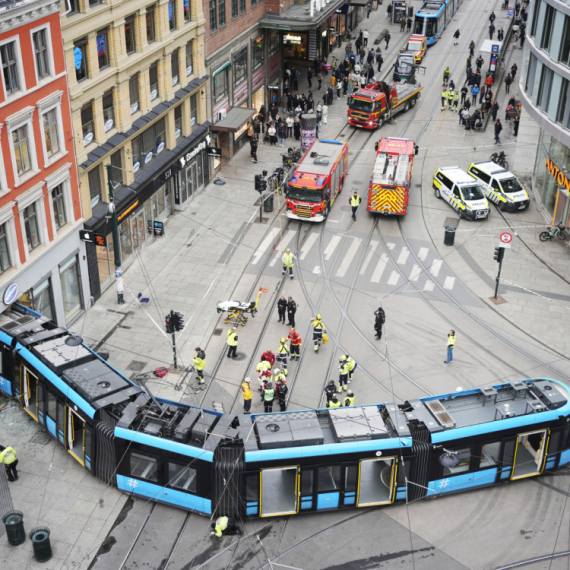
left=248, top=229, right=473, bottom=302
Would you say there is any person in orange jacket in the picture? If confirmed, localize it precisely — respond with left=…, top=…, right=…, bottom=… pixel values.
left=288, top=328, right=302, bottom=361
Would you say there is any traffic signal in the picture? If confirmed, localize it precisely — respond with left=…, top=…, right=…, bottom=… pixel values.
left=493, top=246, right=505, bottom=263
left=172, top=312, right=184, bottom=332
left=254, top=175, right=267, bottom=193
left=165, top=314, right=174, bottom=334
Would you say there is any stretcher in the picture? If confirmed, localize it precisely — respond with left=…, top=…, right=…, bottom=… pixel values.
left=216, top=288, right=267, bottom=326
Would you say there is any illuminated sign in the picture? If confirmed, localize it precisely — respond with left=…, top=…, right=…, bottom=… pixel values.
left=284, top=34, right=303, bottom=44
left=179, top=140, right=207, bottom=167
left=117, top=200, right=140, bottom=222
left=545, top=157, right=570, bottom=193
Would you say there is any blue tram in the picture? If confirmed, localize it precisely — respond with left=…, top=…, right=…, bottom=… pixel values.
left=413, top=0, right=465, bottom=45
left=1, top=303, right=570, bottom=519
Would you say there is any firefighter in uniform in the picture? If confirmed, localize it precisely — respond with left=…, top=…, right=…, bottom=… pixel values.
left=275, top=370, right=288, bottom=411
left=288, top=328, right=302, bottom=361
left=0, top=445, right=18, bottom=481
left=447, top=88, right=454, bottom=111
left=263, top=381, right=275, bottom=413
left=343, top=354, right=357, bottom=382
left=324, top=380, right=338, bottom=405
left=242, top=378, right=253, bottom=414
left=276, top=338, right=290, bottom=374
left=343, top=391, right=355, bottom=407
left=339, top=356, right=350, bottom=391
left=311, top=314, right=326, bottom=353
left=257, top=356, right=272, bottom=391
left=329, top=394, right=342, bottom=408
left=211, top=516, right=241, bottom=537
left=282, top=248, right=295, bottom=279
left=349, top=192, right=362, bottom=221
left=193, top=347, right=206, bottom=384
left=261, top=349, right=275, bottom=367
left=443, top=67, right=451, bottom=86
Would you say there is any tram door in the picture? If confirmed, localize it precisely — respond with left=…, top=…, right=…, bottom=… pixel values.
left=21, top=366, right=39, bottom=421
left=511, top=429, right=549, bottom=480
left=260, top=466, right=300, bottom=517
left=66, top=407, right=86, bottom=466
left=357, top=458, right=398, bottom=507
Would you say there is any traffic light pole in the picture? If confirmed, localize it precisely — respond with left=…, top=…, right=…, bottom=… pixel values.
left=494, top=254, right=504, bottom=300
left=170, top=310, right=178, bottom=369
left=107, top=164, right=125, bottom=304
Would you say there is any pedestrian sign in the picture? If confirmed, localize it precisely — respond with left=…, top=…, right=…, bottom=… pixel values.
left=500, top=232, right=512, bottom=244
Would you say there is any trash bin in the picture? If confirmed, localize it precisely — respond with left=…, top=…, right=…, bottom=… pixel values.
left=29, top=527, right=52, bottom=563
left=263, top=193, right=274, bottom=212
left=444, top=225, right=456, bottom=246
left=2, top=510, right=25, bottom=546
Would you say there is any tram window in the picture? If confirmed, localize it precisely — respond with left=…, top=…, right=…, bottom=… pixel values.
left=38, top=384, right=45, bottom=417
left=168, top=462, right=197, bottom=493
left=426, top=18, right=437, bottom=38
left=548, top=432, right=560, bottom=457
left=301, top=470, right=313, bottom=496
left=413, top=18, right=423, bottom=35
left=397, top=457, right=411, bottom=486
left=480, top=442, right=501, bottom=468
left=130, top=452, right=158, bottom=482
left=47, top=391, right=57, bottom=420
left=442, top=447, right=471, bottom=475
left=85, top=427, right=93, bottom=459
left=562, top=424, right=570, bottom=449
left=344, top=465, right=358, bottom=493
left=245, top=473, right=259, bottom=502
left=318, top=465, right=341, bottom=492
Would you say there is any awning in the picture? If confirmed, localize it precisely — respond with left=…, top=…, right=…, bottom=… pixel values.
left=211, top=107, right=257, bottom=132
left=348, top=0, right=370, bottom=6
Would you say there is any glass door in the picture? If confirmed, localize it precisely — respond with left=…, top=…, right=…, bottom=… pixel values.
left=511, top=430, right=549, bottom=480
left=21, top=366, right=39, bottom=421
left=67, top=406, right=86, bottom=466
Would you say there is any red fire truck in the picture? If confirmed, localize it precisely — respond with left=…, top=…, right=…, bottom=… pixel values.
left=348, top=81, right=423, bottom=130
left=286, top=139, right=349, bottom=222
left=368, top=138, right=416, bottom=215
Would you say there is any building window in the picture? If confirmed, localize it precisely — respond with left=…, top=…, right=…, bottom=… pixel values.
left=149, top=62, right=159, bottom=100
left=12, top=126, right=32, bottom=176
left=42, top=109, right=60, bottom=158
left=252, top=0, right=256, bottom=7
left=97, top=29, right=109, bottom=69
left=33, top=29, right=51, bottom=80
left=146, top=6, right=156, bottom=43
left=219, top=0, right=226, bottom=27
left=210, top=0, right=217, bottom=32
left=174, top=105, right=182, bottom=138
left=186, top=41, right=194, bottom=76
left=60, top=256, right=83, bottom=322
left=23, top=203, right=40, bottom=251
left=561, top=16, right=570, bottom=66
left=171, top=50, right=179, bottom=86
left=155, top=118, right=166, bottom=152
left=67, top=0, right=79, bottom=15
left=89, top=0, right=102, bottom=6
left=269, top=29, right=279, bottom=57
left=81, top=103, right=94, bottom=146
left=232, top=0, right=238, bottom=19
left=129, top=74, right=139, bottom=114
left=234, top=47, right=247, bottom=87
left=539, top=4, right=556, bottom=51
left=213, top=67, right=228, bottom=103
left=184, top=0, right=191, bottom=22
left=88, top=167, right=102, bottom=207
left=21, top=279, right=54, bottom=321
left=169, top=1, right=177, bottom=30
left=190, top=93, right=197, bottom=126
left=557, top=78, right=569, bottom=124
left=74, top=39, right=88, bottom=82
left=1, top=41, right=21, bottom=94
left=125, top=16, right=136, bottom=54
left=131, top=120, right=166, bottom=173
left=252, top=36, right=263, bottom=70
left=0, top=223, right=11, bottom=275
left=110, top=150, right=122, bottom=187
left=52, top=184, right=67, bottom=229
left=103, top=90, right=114, bottom=132
left=239, top=0, right=245, bottom=14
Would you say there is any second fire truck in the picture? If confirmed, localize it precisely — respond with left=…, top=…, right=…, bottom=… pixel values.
left=368, top=137, right=416, bottom=215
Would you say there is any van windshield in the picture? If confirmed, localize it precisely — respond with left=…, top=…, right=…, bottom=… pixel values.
left=462, top=185, right=485, bottom=201
left=500, top=177, right=524, bottom=194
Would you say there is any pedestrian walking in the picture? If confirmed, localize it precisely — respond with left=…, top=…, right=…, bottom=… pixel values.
left=288, top=328, right=302, bottom=361
left=505, top=73, right=512, bottom=93
left=453, top=29, right=460, bottom=45
left=324, top=380, right=338, bottom=404
left=277, top=295, right=287, bottom=323
left=384, top=31, right=390, bottom=49
left=489, top=11, right=496, bottom=24
left=307, top=67, right=313, bottom=88
left=469, top=40, right=475, bottom=57
left=359, top=47, right=365, bottom=65
left=294, top=117, right=301, bottom=140
left=447, top=88, right=454, bottom=110
left=490, top=23, right=496, bottom=38
left=276, top=337, right=290, bottom=374
left=317, top=71, right=323, bottom=90
left=520, top=31, right=526, bottom=48
left=513, top=115, right=520, bottom=137
left=376, top=51, right=383, bottom=72
left=479, top=84, right=486, bottom=105
left=444, top=330, right=456, bottom=364
left=311, top=314, right=326, bottom=352
left=275, top=371, right=288, bottom=411
left=343, top=390, right=355, bottom=407
left=460, top=85, right=468, bottom=105
left=250, top=135, right=258, bottom=164
left=0, top=445, right=18, bottom=482
left=494, top=119, right=503, bottom=144
left=226, top=327, right=238, bottom=358
left=262, top=382, right=275, bottom=413
left=374, top=306, right=385, bottom=339
left=193, top=347, right=206, bottom=384
left=511, top=63, right=518, bottom=81
left=322, top=102, right=328, bottom=124
left=287, top=297, right=297, bottom=327
left=400, top=17, right=406, bottom=32
left=242, top=378, right=253, bottom=414
left=211, top=516, right=241, bottom=537
left=350, top=191, right=362, bottom=220
left=407, top=17, right=413, bottom=31
left=476, top=55, right=484, bottom=72
left=363, top=29, right=369, bottom=46
left=491, top=101, right=499, bottom=122
left=338, top=356, right=350, bottom=391
left=367, top=4, right=371, bottom=17
left=498, top=27, right=504, bottom=42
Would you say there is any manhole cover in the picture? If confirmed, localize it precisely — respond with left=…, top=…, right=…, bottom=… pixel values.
left=213, top=328, right=223, bottom=336
left=127, top=360, right=147, bottom=372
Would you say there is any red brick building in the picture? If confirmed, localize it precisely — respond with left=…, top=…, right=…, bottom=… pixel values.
left=0, top=0, right=89, bottom=325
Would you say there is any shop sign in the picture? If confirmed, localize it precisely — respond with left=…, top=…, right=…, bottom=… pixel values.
left=84, top=132, right=94, bottom=145
left=159, top=167, right=174, bottom=183
left=191, top=116, right=196, bottom=126
left=144, top=152, right=154, bottom=164
left=153, top=221, right=165, bottom=236
left=268, top=85, right=279, bottom=90
left=175, top=128, right=182, bottom=139
left=179, top=140, right=208, bottom=167
left=94, top=233, right=107, bottom=246
left=284, top=34, right=303, bottom=44
left=207, top=147, right=222, bottom=157
left=157, top=142, right=165, bottom=154
left=3, top=283, right=18, bottom=305
left=117, top=200, right=140, bottom=222
left=151, top=89, right=158, bottom=100
left=174, top=172, right=181, bottom=205
left=133, top=161, right=141, bottom=173
left=186, top=65, right=193, bottom=76
left=80, top=229, right=95, bottom=243
left=104, top=119, right=114, bottom=132
left=322, top=30, right=328, bottom=37
left=545, top=157, right=570, bottom=193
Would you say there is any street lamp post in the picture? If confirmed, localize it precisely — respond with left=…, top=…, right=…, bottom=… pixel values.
left=107, top=163, right=125, bottom=304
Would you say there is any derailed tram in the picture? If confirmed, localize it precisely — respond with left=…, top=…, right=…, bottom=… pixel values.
left=1, top=303, right=570, bottom=519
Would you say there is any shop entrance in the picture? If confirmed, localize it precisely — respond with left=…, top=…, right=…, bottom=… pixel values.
left=130, top=208, right=148, bottom=252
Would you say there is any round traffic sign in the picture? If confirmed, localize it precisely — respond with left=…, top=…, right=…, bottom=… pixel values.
left=500, top=232, right=513, bottom=244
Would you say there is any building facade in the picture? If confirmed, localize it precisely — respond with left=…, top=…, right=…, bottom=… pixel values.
left=61, top=0, right=209, bottom=300
left=0, top=0, right=89, bottom=325
left=521, top=0, right=570, bottom=223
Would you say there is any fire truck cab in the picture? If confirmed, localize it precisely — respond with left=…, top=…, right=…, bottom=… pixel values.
left=286, top=139, right=349, bottom=222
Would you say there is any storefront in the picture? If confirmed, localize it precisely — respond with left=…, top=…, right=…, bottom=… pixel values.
left=211, top=107, right=257, bottom=159
left=283, top=33, right=309, bottom=60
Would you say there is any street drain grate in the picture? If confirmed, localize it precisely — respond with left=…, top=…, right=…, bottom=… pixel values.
left=213, top=328, right=223, bottom=336
left=127, top=360, right=148, bottom=372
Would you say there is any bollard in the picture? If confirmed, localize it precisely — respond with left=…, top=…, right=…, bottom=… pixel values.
left=263, top=193, right=274, bottom=213
left=444, top=225, right=456, bottom=246
left=29, top=527, right=52, bottom=563
left=2, top=510, right=25, bottom=546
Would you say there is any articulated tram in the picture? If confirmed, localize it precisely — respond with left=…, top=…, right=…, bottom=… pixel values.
left=413, top=0, right=465, bottom=45
left=1, top=304, right=570, bottom=518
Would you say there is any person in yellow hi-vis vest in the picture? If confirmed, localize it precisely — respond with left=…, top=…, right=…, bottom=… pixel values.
left=226, top=328, right=238, bottom=358
left=311, top=314, right=327, bottom=353
left=210, top=516, right=241, bottom=537
left=0, top=445, right=18, bottom=482
left=445, top=330, right=456, bottom=364
left=282, top=248, right=295, bottom=279
left=193, top=347, right=206, bottom=384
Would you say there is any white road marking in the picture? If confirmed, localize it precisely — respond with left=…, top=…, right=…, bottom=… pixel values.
left=371, top=254, right=389, bottom=283
left=418, top=247, right=429, bottom=261
left=387, top=242, right=396, bottom=250
left=425, top=280, right=435, bottom=291
left=387, top=271, right=400, bottom=286
left=430, top=259, right=443, bottom=277
left=397, top=247, right=410, bottom=265
left=443, top=276, right=456, bottom=290
left=251, top=228, right=279, bottom=265
left=409, top=264, right=421, bottom=282
left=360, top=241, right=379, bottom=275
left=313, top=266, right=322, bottom=275
left=324, top=235, right=342, bottom=260
left=336, top=238, right=362, bottom=278
left=300, top=232, right=319, bottom=260
left=269, top=229, right=296, bottom=266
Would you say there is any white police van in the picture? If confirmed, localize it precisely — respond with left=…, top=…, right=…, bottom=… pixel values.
left=433, top=167, right=490, bottom=220
left=467, top=162, right=530, bottom=211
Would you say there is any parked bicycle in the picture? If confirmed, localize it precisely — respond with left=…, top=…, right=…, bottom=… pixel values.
left=539, top=223, right=566, bottom=242
left=490, top=151, right=508, bottom=169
